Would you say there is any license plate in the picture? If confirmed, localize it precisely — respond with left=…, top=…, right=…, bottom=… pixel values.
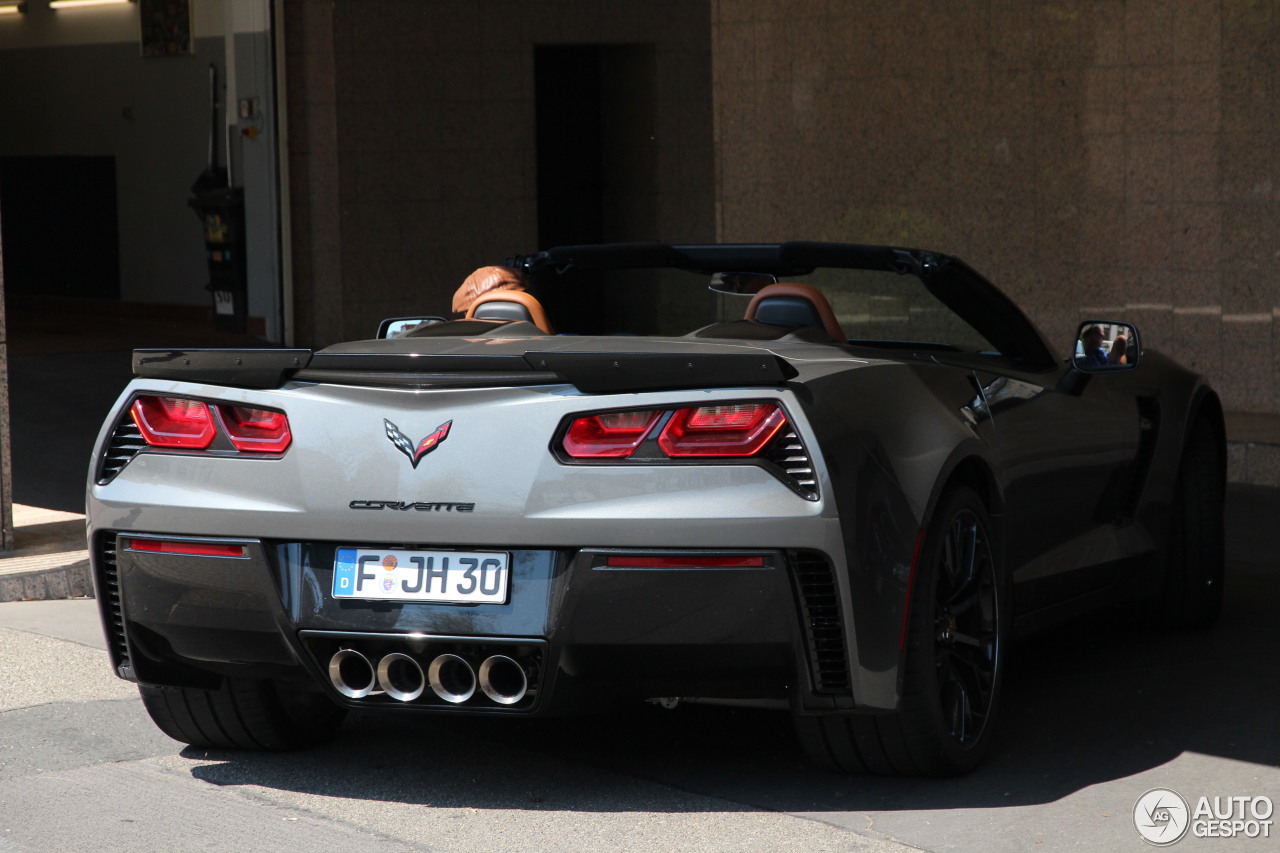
left=332, top=548, right=510, bottom=604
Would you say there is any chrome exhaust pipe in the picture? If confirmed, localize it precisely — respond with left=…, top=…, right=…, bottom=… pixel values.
left=478, top=654, right=529, bottom=705
left=377, top=652, right=426, bottom=702
left=328, top=648, right=377, bottom=699
left=427, top=653, right=476, bottom=704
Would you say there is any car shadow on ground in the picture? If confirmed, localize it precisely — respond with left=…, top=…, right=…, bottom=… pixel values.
left=184, top=485, right=1279, bottom=814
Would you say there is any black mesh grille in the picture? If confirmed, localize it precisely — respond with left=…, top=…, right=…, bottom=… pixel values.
left=762, top=426, right=820, bottom=501
left=94, top=532, right=132, bottom=678
left=97, top=417, right=146, bottom=484
left=790, top=550, right=850, bottom=694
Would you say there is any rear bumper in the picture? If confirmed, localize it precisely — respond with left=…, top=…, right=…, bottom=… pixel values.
left=92, top=532, right=856, bottom=715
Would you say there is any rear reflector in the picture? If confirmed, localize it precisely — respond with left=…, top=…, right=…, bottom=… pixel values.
left=216, top=405, right=292, bottom=453
left=130, top=396, right=216, bottom=449
left=605, top=555, right=766, bottom=568
left=563, top=409, right=661, bottom=458
left=658, top=402, right=787, bottom=457
left=126, top=539, right=246, bottom=558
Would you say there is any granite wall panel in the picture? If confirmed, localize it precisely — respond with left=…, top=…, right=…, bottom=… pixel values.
left=711, top=0, right=1280, bottom=413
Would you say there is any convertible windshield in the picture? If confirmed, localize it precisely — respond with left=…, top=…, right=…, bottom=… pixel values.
left=532, top=266, right=998, bottom=354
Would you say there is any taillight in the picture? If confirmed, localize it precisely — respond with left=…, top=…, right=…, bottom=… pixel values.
left=658, top=402, right=786, bottom=457
left=217, top=405, right=292, bottom=453
left=127, top=394, right=290, bottom=455
left=563, top=409, right=661, bottom=458
left=557, top=399, right=817, bottom=500
left=130, top=396, right=216, bottom=449
left=561, top=401, right=789, bottom=459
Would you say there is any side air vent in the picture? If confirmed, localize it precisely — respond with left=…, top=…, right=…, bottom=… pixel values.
left=762, top=427, right=820, bottom=501
left=789, top=550, right=850, bottom=695
left=96, top=416, right=146, bottom=485
left=1119, top=397, right=1161, bottom=520
left=94, top=532, right=133, bottom=680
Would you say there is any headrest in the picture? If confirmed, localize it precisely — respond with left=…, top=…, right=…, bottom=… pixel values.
left=466, top=290, right=554, bottom=334
left=744, top=283, right=844, bottom=341
left=452, top=265, right=527, bottom=314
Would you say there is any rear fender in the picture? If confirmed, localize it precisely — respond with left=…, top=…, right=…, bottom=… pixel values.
left=794, top=363, right=993, bottom=712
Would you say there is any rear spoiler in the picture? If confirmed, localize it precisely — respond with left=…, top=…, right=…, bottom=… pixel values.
left=132, top=348, right=797, bottom=393
left=134, top=349, right=312, bottom=389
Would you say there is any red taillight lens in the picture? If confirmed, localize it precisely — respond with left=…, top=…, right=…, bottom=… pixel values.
left=563, top=409, right=661, bottom=458
left=657, top=402, right=786, bottom=457
left=216, top=405, right=292, bottom=453
left=127, top=538, right=246, bottom=558
left=130, top=396, right=216, bottom=449
left=605, top=555, right=766, bottom=568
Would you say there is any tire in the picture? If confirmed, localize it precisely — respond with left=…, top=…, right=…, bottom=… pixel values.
left=139, top=678, right=346, bottom=750
left=796, top=486, right=1006, bottom=776
left=1160, top=415, right=1225, bottom=628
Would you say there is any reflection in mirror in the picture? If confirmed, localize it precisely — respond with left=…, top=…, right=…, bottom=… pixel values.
left=708, top=271, right=778, bottom=295
left=377, top=316, right=447, bottom=339
left=1073, top=321, right=1140, bottom=371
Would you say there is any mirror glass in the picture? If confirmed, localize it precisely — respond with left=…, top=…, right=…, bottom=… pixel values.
left=1073, top=321, right=1139, bottom=370
left=377, top=316, right=447, bottom=338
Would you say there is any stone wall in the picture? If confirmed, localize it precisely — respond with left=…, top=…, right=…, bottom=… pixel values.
left=284, top=0, right=715, bottom=346
left=711, top=0, right=1280, bottom=413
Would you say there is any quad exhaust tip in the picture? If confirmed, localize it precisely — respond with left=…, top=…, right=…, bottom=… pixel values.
left=479, top=654, right=528, bottom=705
left=327, top=648, right=532, bottom=705
left=328, top=648, right=377, bottom=699
left=428, top=653, right=477, bottom=704
left=377, top=652, right=426, bottom=702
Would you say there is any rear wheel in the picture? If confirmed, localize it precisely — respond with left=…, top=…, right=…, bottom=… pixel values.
left=139, top=678, right=346, bottom=750
left=797, top=487, right=1005, bottom=776
left=1160, top=415, right=1225, bottom=628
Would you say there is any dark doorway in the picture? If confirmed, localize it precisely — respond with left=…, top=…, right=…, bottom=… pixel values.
left=0, top=156, right=121, bottom=301
left=535, top=45, right=605, bottom=250
left=534, top=44, right=657, bottom=332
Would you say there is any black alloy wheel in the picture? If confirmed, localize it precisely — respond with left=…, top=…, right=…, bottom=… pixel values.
left=931, top=501, right=1001, bottom=752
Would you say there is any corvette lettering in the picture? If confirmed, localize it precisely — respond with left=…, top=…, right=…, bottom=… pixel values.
left=349, top=500, right=475, bottom=512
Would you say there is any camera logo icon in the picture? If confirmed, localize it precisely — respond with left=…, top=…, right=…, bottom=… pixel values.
left=1134, top=788, right=1190, bottom=846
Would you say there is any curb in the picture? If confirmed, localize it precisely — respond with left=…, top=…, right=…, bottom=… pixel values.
left=0, top=505, right=92, bottom=603
left=0, top=557, right=93, bottom=602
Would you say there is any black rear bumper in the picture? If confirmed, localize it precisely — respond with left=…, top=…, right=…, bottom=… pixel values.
left=92, top=532, right=855, bottom=715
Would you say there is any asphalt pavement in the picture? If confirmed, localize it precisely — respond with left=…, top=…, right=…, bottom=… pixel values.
left=0, top=485, right=1277, bottom=852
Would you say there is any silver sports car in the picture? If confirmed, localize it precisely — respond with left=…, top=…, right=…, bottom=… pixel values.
left=87, top=242, right=1224, bottom=776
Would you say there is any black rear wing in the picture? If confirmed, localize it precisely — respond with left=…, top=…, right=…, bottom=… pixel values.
left=132, top=348, right=797, bottom=393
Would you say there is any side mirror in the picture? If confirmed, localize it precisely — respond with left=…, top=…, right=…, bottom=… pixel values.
left=1073, top=321, right=1139, bottom=371
left=376, top=316, right=447, bottom=339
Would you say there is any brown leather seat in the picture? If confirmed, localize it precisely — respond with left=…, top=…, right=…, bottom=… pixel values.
left=744, top=282, right=844, bottom=341
left=465, top=290, right=555, bottom=334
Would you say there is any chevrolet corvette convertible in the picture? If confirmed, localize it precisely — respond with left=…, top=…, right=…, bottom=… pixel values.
left=86, top=242, right=1224, bottom=776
